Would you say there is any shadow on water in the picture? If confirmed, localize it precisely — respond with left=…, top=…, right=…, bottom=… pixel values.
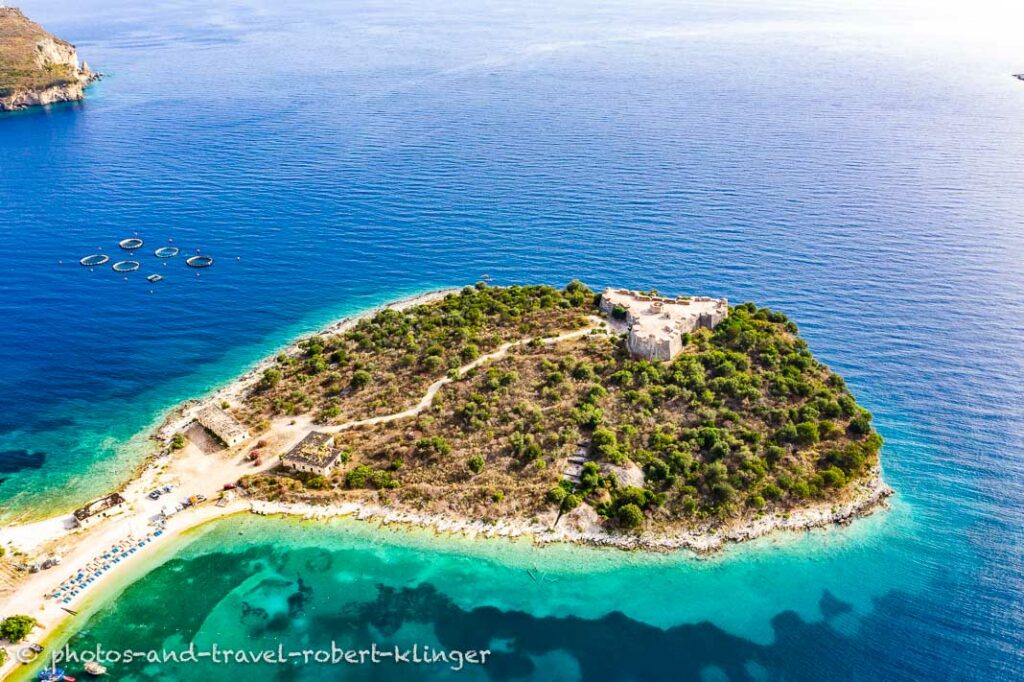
left=50, top=543, right=1004, bottom=682
left=0, top=449, right=46, bottom=476
left=317, top=582, right=878, bottom=682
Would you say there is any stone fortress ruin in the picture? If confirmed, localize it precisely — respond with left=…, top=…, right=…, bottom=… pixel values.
left=599, top=288, right=728, bottom=361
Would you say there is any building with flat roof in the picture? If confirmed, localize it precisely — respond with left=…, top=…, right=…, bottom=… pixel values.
left=72, top=493, right=126, bottom=528
left=599, top=288, right=728, bottom=361
left=195, top=405, right=250, bottom=448
left=281, top=431, right=344, bottom=476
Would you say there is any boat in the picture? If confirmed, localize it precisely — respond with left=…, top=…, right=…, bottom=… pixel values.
left=84, top=661, right=107, bottom=676
left=146, top=274, right=163, bottom=283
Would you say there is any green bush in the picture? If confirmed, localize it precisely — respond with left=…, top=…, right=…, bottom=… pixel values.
left=345, top=465, right=399, bottom=490
left=467, top=455, right=485, bottom=474
left=350, top=370, right=372, bottom=389
left=561, top=493, right=582, bottom=511
left=617, top=503, right=645, bottom=529
left=260, top=368, right=283, bottom=389
left=415, top=436, right=452, bottom=458
left=305, top=475, right=329, bottom=490
left=795, top=421, right=820, bottom=445
left=0, top=615, right=36, bottom=642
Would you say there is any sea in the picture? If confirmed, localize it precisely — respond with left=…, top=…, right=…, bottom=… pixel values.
left=1, top=0, right=1022, bottom=679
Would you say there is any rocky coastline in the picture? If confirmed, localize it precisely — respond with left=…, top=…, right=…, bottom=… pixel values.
left=149, top=286, right=893, bottom=554
left=246, top=464, right=892, bottom=554
left=0, top=7, right=100, bottom=112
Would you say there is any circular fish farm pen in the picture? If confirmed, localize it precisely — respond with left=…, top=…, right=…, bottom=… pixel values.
left=119, top=238, right=144, bottom=250
left=154, top=246, right=180, bottom=258
left=112, top=260, right=140, bottom=273
left=186, top=255, right=214, bottom=268
left=79, top=254, right=110, bottom=267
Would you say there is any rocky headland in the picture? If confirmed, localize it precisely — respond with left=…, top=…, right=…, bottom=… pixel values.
left=0, top=7, right=98, bottom=112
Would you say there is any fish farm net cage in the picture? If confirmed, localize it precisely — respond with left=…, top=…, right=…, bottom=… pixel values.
left=79, top=254, right=110, bottom=267
left=112, top=260, right=140, bottom=273
left=154, top=246, right=180, bottom=258
left=186, top=255, right=214, bottom=268
left=118, top=238, right=144, bottom=250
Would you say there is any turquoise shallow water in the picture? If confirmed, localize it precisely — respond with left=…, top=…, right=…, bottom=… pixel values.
left=25, top=509, right=919, bottom=681
left=2, top=0, right=1023, bottom=679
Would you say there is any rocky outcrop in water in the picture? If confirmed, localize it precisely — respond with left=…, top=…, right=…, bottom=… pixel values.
left=0, top=7, right=99, bottom=112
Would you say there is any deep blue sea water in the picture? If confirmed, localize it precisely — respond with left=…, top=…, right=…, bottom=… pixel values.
left=2, top=0, right=1023, bottom=679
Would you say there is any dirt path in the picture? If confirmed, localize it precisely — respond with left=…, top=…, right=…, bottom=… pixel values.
left=322, top=318, right=606, bottom=433
left=0, top=317, right=608, bottom=678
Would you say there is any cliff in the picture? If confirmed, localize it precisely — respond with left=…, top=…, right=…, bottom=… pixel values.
left=0, top=7, right=98, bottom=112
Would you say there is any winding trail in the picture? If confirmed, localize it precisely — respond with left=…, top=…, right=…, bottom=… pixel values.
left=0, top=316, right=609, bottom=680
left=323, top=316, right=607, bottom=433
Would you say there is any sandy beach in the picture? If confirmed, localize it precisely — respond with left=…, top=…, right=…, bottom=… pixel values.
left=0, top=288, right=892, bottom=680
left=0, top=288, right=456, bottom=679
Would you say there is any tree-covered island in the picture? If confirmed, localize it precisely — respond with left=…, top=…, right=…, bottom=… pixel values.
left=236, top=282, right=887, bottom=539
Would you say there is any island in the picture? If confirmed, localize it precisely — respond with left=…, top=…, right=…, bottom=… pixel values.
left=234, top=282, right=889, bottom=542
left=0, top=283, right=891, bottom=676
left=0, top=7, right=98, bottom=112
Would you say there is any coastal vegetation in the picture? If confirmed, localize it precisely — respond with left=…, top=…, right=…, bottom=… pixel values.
left=0, top=8, right=96, bottom=111
left=0, top=615, right=36, bottom=643
left=236, top=283, right=593, bottom=427
left=240, top=282, right=882, bottom=534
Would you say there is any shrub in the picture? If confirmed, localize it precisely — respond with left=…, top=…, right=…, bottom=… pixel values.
left=547, top=486, right=568, bottom=505
left=849, top=409, right=873, bottom=436
left=350, top=370, right=372, bottom=389
left=795, top=421, right=820, bottom=445
left=170, top=433, right=186, bottom=450
left=561, top=493, right=582, bottom=511
left=345, top=465, right=372, bottom=488
left=0, top=615, right=36, bottom=642
left=572, top=362, right=597, bottom=381
left=415, top=436, right=452, bottom=458
left=260, top=368, right=283, bottom=389
left=345, top=465, right=398, bottom=489
left=571, top=403, right=603, bottom=429
left=617, top=503, right=645, bottom=529
left=468, top=455, right=485, bottom=474
left=818, top=466, right=847, bottom=489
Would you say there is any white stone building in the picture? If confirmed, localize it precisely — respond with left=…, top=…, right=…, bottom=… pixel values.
left=72, top=492, right=126, bottom=528
left=195, top=405, right=250, bottom=448
left=599, top=288, right=728, bottom=361
left=281, top=431, right=344, bottom=476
